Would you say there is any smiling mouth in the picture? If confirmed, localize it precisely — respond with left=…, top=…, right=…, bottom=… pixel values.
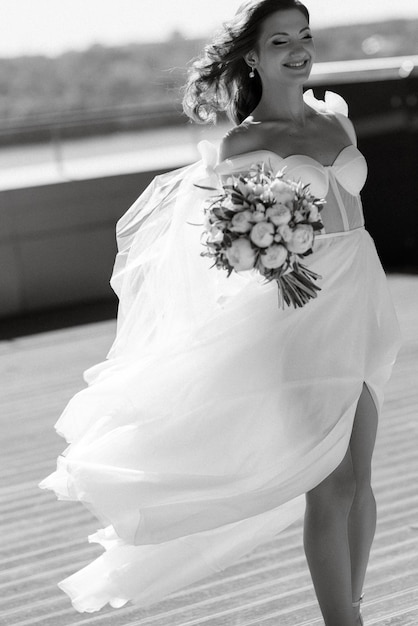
left=283, top=59, right=309, bottom=69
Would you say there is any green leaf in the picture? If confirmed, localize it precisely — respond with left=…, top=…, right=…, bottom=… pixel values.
left=194, top=183, right=218, bottom=191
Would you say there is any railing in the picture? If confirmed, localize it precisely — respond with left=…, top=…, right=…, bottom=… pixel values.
left=309, top=54, right=418, bottom=83
left=0, top=55, right=416, bottom=319
left=0, top=55, right=417, bottom=147
left=0, top=101, right=185, bottom=145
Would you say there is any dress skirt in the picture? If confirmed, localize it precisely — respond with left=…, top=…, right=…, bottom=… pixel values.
left=40, top=215, right=401, bottom=611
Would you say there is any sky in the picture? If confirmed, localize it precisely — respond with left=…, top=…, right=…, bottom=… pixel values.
left=1, top=0, right=418, bottom=58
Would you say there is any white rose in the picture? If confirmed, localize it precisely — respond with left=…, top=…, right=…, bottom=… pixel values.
left=266, top=204, right=292, bottom=226
left=249, top=222, right=275, bottom=248
left=277, top=224, right=293, bottom=242
left=230, top=210, right=253, bottom=233
left=261, top=244, right=288, bottom=269
left=225, top=238, right=256, bottom=270
left=287, top=224, right=314, bottom=254
left=252, top=211, right=266, bottom=223
left=270, top=179, right=295, bottom=205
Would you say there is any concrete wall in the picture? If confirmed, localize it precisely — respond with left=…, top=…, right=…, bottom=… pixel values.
left=0, top=169, right=167, bottom=318
left=1, top=64, right=417, bottom=320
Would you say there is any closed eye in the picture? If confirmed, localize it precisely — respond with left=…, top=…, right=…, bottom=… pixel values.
left=272, top=35, right=312, bottom=45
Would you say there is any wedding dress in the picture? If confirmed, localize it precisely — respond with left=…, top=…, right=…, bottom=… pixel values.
left=39, top=91, right=401, bottom=612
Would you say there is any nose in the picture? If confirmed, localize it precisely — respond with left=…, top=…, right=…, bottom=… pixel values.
left=287, top=42, right=308, bottom=59
left=289, top=41, right=305, bottom=53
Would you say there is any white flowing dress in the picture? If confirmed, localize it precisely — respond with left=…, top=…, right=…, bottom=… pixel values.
left=39, top=92, right=401, bottom=612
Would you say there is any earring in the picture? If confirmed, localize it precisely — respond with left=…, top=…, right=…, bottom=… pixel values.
left=249, top=67, right=255, bottom=78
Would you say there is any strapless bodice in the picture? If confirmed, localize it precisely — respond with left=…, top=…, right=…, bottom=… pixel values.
left=199, top=90, right=368, bottom=235
left=214, top=145, right=367, bottom=199
left=211, top=146, right=368, bottom=236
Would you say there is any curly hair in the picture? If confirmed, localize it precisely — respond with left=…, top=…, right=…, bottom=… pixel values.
left=182, top=0, right=309, bottom=126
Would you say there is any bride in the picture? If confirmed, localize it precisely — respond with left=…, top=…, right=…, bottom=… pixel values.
left=40, top=1, right=401, bottom=624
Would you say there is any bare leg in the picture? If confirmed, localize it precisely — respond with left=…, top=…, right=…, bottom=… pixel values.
left=304, top=384, right=378, bottom=625
left=304, top=446, right=357, bottom=626
left=348, top=383, right=379, bottom=620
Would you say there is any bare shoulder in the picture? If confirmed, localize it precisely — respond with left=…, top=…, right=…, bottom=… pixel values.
left=219, top=122, right=261, bottom=161
left=331, top=112, right=357, bottom=146
left=315, top=109, right=357, bottom=146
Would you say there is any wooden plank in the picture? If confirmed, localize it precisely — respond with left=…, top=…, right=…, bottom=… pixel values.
left=0, top=274, right=417, bottom=625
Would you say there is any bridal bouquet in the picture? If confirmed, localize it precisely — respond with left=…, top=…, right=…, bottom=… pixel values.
left=199, top=164, right=325, bottom=309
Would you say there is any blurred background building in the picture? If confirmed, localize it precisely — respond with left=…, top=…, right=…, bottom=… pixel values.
left=0, top=0, right=417, bottom=330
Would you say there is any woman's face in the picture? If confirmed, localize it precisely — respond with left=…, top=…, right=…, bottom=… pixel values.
left=247, top=9, right=315, bottom=86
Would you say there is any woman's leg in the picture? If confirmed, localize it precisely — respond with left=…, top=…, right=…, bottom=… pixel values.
left=304, top=446, right=357, bottom=626
left=348, top=383, right=379, bottom=615
left=304, top=384, right=378, bottom=626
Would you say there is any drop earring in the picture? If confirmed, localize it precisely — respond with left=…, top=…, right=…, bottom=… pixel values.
left=249, top=67, right=255, bottom=78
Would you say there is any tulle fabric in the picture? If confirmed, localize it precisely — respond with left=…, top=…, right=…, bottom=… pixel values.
left=40, top=227, right=400, bottom=612
left=39, top=92, right=402, bottom=612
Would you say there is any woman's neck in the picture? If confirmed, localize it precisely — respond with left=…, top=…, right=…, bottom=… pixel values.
left=250, top=84, right=309, bottom=126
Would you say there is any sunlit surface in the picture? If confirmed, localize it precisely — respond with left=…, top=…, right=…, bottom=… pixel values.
left=0, top=276, right=417, bottom=624
left=1, top=0, right=418, bottom=57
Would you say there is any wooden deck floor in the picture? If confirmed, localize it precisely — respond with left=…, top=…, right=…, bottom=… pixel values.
left=1, top=274, right=417, bottom=626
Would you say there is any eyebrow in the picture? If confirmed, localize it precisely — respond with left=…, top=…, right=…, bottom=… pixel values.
left=270, top=27, right=311, bottom=36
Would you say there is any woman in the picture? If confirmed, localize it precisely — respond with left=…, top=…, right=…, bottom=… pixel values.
left=40, top=1, right=401, bottom=625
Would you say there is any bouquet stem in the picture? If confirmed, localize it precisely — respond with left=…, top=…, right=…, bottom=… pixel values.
left=276, top=263, right=322, bottom=309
